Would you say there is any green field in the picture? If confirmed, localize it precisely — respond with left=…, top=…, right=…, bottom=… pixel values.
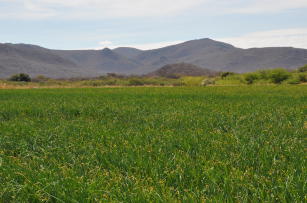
left=0, top=86, right=306, bottom=202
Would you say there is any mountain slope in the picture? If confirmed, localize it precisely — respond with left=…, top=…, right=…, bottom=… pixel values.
left=147, top=63, right=218, bottom=77
left=219, top=47, right=307, bottom=72
left=133, top=38, right=237, bottom=73
left=113, top=47, right=143, bottom=59
left=1, top=39, right=307, bottom=78
left=133, top=38, right=307, bottom=73
left=0, top=43, right=96, bottom=78
left=53, top=48, right=141, bottom=74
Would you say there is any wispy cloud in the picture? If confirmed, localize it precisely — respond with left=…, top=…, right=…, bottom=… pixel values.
left=218, top=28, right=307, bottom=49
left=232, top=0, right=307, bottom=14
left=0, top=0, right=307, bottom=19
left=0, top=0, right=206, bottom=19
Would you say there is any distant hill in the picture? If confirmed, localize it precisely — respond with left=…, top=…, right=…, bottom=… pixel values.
left=0, top=43, right=95, bottom=78
left=113, top=47, right=144, bottom=59
left=132, top=38, right=307, bottom=73
left=53, top=48, right=141, bottom=74
left=1, top=38, right=307, bottom=78
left=147, top=63, right=218, bottom=77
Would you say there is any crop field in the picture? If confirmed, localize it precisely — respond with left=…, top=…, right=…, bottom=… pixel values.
left=0, top=86, right=306, bottom=202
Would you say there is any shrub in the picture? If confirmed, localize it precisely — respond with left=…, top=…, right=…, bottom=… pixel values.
left=298, top=73, right=307, bottom=82
left=244, top=73, right=259, bottom=84
left=201, top=78, right=215, bottom=86
left=298, top=65, right=307, bottom=72
left=286, top=73, right=307, bottom=84
left=269, top=68, right=290, bottom=84
left=128, top=79, right=145, bottom=86
left=256, top=70, right=270, bottom=80
left=105, top=80, right=118, bottom=86
left=286, top=78, right=300, bottom=84
left=106, top=73, right=125, bottom=78
left=9, top=73, right=31, bottom=82
left=220, top=72, right=235, bottom=79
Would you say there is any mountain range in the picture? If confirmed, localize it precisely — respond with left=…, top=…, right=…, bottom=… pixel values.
left=1, top=38, right=307, bottom=78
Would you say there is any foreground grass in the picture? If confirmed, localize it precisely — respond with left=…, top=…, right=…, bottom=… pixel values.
left=0, top=86, right=306, bottom=202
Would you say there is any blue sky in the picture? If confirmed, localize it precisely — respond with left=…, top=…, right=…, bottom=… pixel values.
left=0, top=0, right=307, bottom=50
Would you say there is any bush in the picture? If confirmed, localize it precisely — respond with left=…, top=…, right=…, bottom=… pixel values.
left=128, top=79, right=145, bottom=86
left=256, top=70, right=270, bottom=80
left=104, top=80, right=118, bottom=86
left=269, top=68, right=290, bottom=84
left=9, top=73, right=31, bottom=82
left=298, top=65, right=307, bottom=72
left=298, top=73, right=307, bottom=82
left=106, top=73, right=125, bottom=78
left=201, top=78, right=215, bottom=86
left=244, top=73, right=259, bottom=84
left=286, top=78, right=300, bottom=84
left=286, top=73, right=307, bottom=84
left=220, top=72, right=235, bottom=79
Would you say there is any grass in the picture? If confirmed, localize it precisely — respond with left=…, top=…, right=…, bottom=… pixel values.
left=0, top=86, right=306, bottom=202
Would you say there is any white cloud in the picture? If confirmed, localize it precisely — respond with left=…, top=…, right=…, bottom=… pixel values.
left=0, top=0, right=307, bottom=19
left=218, top=28, right=307, bottom=49
left=98, top=41, right=113, bottom=46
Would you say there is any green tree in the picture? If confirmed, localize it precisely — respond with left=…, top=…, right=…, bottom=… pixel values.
left=9, top=73, right=31, bottom=82
left=244, top=73, right=259, bottom=84
left=220, top=72, right=235, bottom=79
left=256, top=70, right=270, bottom=80
left=269, top=68, right=290, bottom=84
left=298, top=73, right=307, bottom=82
left=298, top=65, right=307, bottom=72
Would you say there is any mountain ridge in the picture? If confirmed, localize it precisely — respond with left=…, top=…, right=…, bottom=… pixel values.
left=1, top=38, right=307, bottom=78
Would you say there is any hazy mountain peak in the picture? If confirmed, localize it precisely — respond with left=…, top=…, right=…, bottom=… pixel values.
left=182, top=38, right=235, bottom=49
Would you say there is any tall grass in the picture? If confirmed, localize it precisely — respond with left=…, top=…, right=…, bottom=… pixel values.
left=0, top=86, right=306, bottom=202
